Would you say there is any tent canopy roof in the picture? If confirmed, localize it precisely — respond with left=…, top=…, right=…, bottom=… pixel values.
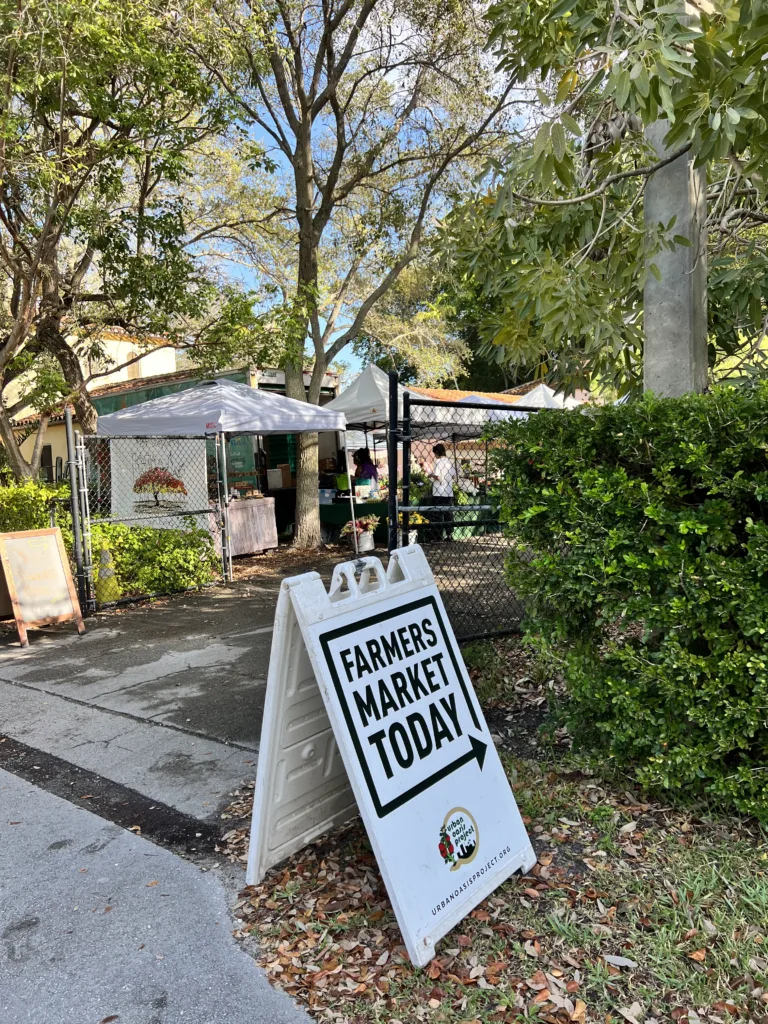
left=324, top=363, right=414, bottom=428
left=96, top=378, right=347, bottom=437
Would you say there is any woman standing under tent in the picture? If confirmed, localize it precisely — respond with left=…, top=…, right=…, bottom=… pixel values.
left=353, top=448, right=379, bottom=484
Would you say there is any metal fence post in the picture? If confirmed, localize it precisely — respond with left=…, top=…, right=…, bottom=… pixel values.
left=64, top=407, right=86, bottom=608
left=387, top=372, right=399, bottom=552
left=401, top=390, right=411, bottom=548
left=76, top=432, right=95, bottom=612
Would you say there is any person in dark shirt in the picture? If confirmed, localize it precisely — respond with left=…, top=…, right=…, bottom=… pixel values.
left=353, top=448, right=378, bottom=482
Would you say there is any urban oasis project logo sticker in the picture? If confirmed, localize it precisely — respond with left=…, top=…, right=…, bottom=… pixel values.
left=438, top=808, right=479, bottom=871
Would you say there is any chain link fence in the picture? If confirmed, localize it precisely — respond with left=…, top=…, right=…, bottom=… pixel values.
left=78, top=434, right=225, bottom=606
left=393, top=395, right=535, bottom=641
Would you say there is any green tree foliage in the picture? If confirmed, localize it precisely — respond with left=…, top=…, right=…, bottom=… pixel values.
left=439, top=0, right=768, bottom=395
left=192, top=0, right=524, bottom=545
left=352, top=265, right=471, bottom=386
left=0, top=0, right=265, bottom=479
left=492, top=385, right=768, bottom=817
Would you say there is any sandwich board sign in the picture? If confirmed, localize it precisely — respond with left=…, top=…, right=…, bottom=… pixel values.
left=0, top=528, right=85, bottom=648
left=247, top=546, right=536, bottom=967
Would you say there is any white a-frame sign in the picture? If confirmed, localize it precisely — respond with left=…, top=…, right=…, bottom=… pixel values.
left=247, top=546, right=536, bottom=967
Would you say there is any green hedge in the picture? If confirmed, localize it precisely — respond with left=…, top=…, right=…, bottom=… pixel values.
left=0, top=481, right=218, bottom=602
left=91, top=520, right=220, bottom=601
left=0, top=481, right=71, bottom=534
left=492, top=384, right=768, bottom=818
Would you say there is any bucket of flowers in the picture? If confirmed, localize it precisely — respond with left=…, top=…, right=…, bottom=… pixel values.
left=340, top=514, right=380, bottom=552
left=398, top=510, right=429, bottom=546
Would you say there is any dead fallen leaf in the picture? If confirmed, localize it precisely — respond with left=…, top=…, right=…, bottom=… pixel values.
left=618, top=1002, right=644, bottom=1024
left=571, top=998, right=587, bottom=1024
left=603, top=954, right=638, bottom=969
left=146, top=880, right=159, bottom=888
left=688, top=948, right=706, bottom=962
left=99, top=1017, right=119, bottom=1024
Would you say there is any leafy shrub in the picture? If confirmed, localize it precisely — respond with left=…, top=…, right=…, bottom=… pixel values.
left=0, top=483, right=218, bottom=603
left=0, top=481, right=71, bottom=534
left=91, top=519, right=219, bottom=600
left=491, top=385, right=768, bottom=818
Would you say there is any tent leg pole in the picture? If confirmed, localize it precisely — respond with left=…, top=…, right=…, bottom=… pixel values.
left=213, top=434, right=226, bottom=581
left=343, top=433, right=359, bottom=555
left=220, top=434, right=234, bottom=581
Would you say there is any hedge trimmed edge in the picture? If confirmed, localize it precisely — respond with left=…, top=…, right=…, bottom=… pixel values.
left=492, top=384, right=768, bottom=818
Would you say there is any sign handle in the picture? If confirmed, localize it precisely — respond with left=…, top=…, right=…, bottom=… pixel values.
left=329, top=557, right=388, bottom=601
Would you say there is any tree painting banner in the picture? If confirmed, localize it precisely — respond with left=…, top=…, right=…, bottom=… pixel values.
left=109, top=438, right=209, bottom=529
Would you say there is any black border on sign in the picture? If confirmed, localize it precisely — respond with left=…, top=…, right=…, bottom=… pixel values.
left=319, top=595, right=482, bottom=818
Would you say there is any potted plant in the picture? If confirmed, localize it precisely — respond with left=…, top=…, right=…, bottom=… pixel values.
left=398, top=510, right=429, bottom=545
left=340, top=514, right=380, bottom=552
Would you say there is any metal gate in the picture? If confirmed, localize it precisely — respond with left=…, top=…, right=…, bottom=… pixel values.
left=388, top=383, right=535, bottom=641
left=73, top=432, right=227, bottom=609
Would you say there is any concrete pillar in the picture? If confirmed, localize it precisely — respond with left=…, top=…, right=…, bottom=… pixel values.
left=643, top=120, right=708, bottom=396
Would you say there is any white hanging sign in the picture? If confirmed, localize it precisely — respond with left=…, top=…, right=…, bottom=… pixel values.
left=247, top=547, right=535, bottom=967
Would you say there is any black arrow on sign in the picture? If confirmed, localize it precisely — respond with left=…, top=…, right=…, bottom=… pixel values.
left=449, top=735, right=487, bottom=773
left=372, top=735, right=489, bottom=817
left=469, top=734, right=487, bottom=770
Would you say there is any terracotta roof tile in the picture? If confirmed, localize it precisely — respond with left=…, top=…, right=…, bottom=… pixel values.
left=502, top=381, right=543, bottom=395
left=409, top=387, right=522, bottom=405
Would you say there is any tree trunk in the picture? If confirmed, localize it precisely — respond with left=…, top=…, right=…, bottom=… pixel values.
left=0, top=406, right=34, bottom=480
left=293, top=428, right=320, bottom=548
left=283, top=359, right=322, bottom=548
left=39, top=320, right=98, bottom=433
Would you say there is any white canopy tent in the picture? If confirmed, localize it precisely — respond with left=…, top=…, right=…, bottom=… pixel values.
left=324, top=364, right=417, bottom=547
left=408, top=391, right=529, bottom=439
left=96, top=378, right=351, bottom=572
left=460, top=393, right=530, bottom=426
left=324, top=362, right=414, bottom=429
left=519, top=383, right=582, bottom=410
left=96, top=377, right=346, bottom=436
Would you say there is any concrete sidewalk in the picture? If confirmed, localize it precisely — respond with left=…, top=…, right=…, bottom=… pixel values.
left=0, top=581, right=278, bottom=818
left=0, top=769, right=310, bottom=1024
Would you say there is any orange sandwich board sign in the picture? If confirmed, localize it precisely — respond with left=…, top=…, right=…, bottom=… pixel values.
left=247, top=545, right=535, bottom=967
left=0, top=528, right=85, bottom=647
